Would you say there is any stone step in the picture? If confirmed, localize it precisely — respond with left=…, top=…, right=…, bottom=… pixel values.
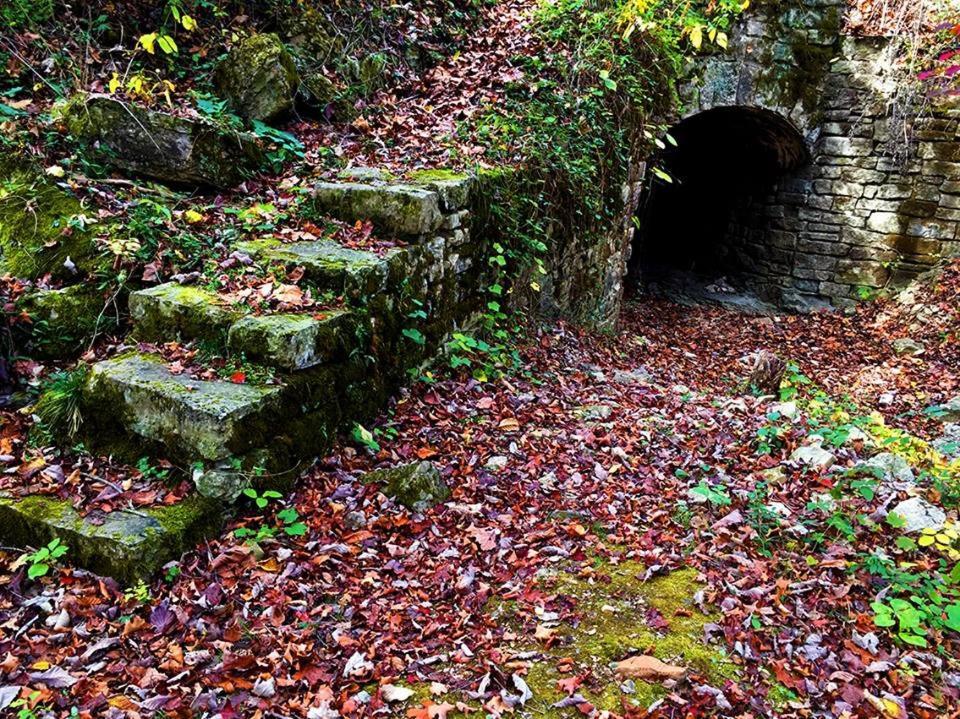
left=129, top=283, right=243, bottom=344
left=227, top=309, right=360, bottom=370
left=235, top=238, right=417, bottom=298
left=83, top=352, right=287, bottom=464
left=0, top=492, right=221, bottom=584
left=310, top=181, right=444, bottom=237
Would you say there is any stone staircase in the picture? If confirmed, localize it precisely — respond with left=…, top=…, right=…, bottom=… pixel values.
left=1, top=172, right=482, bottom=581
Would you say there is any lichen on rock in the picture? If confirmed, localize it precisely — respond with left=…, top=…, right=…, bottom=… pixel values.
left=215, top=33, right=299, bottom=122
left=362, top=461, right=450, bottom=511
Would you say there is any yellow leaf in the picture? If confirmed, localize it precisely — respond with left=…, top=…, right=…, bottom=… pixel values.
left=739, top=0, right=750, bottom=9
left=108, top=72, right=121, bottom=94
left=716, top=32, right=729, bottom=49
left=708, top=28, right=717, bottom=42
left=689, top=25, right=703, bottom=50
left=157, top=35, right=178, bottom=55
left=183, top=209, right=204, bottom=224
left=138, top=32, right=157, bottom=54
left=32, top=660, right=51, bottom=670
left=181, top=14, right=197, bottom=31
left=918, top=534, right=935, bottom=547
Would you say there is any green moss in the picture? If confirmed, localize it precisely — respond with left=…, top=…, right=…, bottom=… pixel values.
left=497, top=560, right=735, bottom=716
left=362, top=461, right=450, bottom=511
left=0, top=157, right=102, bottom=280
left=407, top=169, right=471, bottom=183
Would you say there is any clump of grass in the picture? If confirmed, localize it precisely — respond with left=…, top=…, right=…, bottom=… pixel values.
left=33, top=365, right=88, bottom=441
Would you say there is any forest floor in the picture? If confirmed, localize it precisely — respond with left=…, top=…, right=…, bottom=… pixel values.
left=2, top=263, right=959, bottom=719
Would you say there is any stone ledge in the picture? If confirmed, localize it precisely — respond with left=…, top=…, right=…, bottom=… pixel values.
left=84, top=353, right=286, bottom=463
left=311, top=181, right=444, bottom=237
left=0, top=492, right=222, bottom=584
left=130, top=283, right=244, bottom=344
left=227, top=310, right=360, bottom=370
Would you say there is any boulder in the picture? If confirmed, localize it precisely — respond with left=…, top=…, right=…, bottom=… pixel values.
left=890, top=496, right=946, bottom=533
left=62, top=94, right=264, bottom=187
left=214, top=33, right=299, bottom=121
left=363, top=461, right=449, bottom=511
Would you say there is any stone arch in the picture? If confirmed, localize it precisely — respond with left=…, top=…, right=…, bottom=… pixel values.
left=629, top=105, right=811, bottom=304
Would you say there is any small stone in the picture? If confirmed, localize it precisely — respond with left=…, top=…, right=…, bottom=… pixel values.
left=770, top=401, right=799, bottom=420
left=766, top=502, right=792, bottom=518
left=790, top=443, right=836, bottom=470
left=380, top=684, right=414, bottom=703
left=853, top=452, right=915, bottom=484
left=892, top=338, right=924, bottom=356
left=612, top=367, right=653, bottom=384
left=758, top=466, right=788, bottom=485
left=485, top=455, right=508, bottom=471
left=810, top=492, right=837, bottom=512
left=574, top=404, right=613, bottom=421
left=890, top=496, right=946, bottom=533
left=363, top=461, right=449, bottom=512
left=615, top=655, right=687, bottom=681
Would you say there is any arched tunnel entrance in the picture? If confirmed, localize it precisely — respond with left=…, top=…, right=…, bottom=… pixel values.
left=629, top=106, right=811, bottom=306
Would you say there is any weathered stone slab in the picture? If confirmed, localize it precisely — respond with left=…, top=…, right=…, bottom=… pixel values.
left=0, top=492, right=221, bottom=583
left=311, top=182, right=443, bottom=237
left=214, top=33, right=298, bottom=121
left=63, top=94, right=264, bottom=187
left=84, top=353, right=285, bottom=462
left=227, top=310, right=359, bottom=370
left=130, top=283, right=243, bottom=344
left=235, top=238, right=407, bottom=296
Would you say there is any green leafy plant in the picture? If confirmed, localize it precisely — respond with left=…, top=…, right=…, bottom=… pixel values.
left=124, top=580, right=151, bottom=604
left=690, top=480, right=731, bottom=507
left=21, top=538, right=68, bottom=579
left=242, top=487, right=282, bottom=510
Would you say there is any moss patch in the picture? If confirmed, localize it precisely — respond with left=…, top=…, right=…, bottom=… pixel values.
left=496, top=560, right=735, bottom=715
left=0, top=156, right=102, bottom=280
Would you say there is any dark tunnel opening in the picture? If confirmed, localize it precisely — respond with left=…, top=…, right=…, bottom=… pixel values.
left=629, top=106, right=811, bottom=305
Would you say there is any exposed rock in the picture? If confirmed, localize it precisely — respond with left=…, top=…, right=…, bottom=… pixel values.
left=853, top=452, right=915, bottom=484
left=928, top=397, right=960, bottom=423
left=62, top=94, right=264, bottom=187
left=739, top=350, right=785, bottom=395
left=614, top=655, right=688, bottom=682
left=790, top=442, right=836, bottom=470
left=363, top=461, right=449, bottom=512
left=932, top=423, right=960, bottom=459
left=890, top=496, right=947, bottom=533
left=227, top=310, right=358, bottom=371
left=891, top=338, right=924, bottom=356
left=214, top=33, right=299, bottom=121
left=0, top=492, right=221, bottom=583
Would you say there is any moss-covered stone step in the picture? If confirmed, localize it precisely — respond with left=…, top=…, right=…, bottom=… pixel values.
left=235, top=238, right=411, bottom=298
left=309, top=174, right=473, bottom=237
left=83, top=353, right=286, bottom=464
left=0, top=492, right=222, bottom=584
left=227, top=309, right=360, bottom=370
left=129, top=283, right=244, bottom=344
left=310, top=181, right=444, bottom=237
